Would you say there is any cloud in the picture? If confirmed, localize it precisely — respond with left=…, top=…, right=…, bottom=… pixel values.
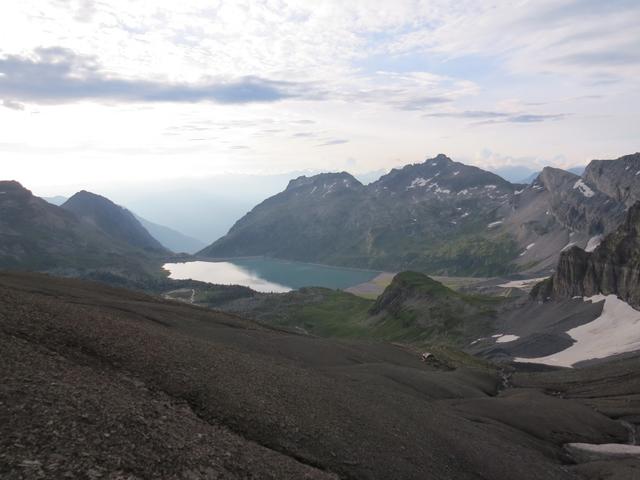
left=424, top=110, right=567, bottom=124
left=424, top=110, right=509, bottom=119
left=1, top=99, right=24, bottom=110
left=0, top=47, right=307, bottom=105
left=317, top=139, right=349, bottom=147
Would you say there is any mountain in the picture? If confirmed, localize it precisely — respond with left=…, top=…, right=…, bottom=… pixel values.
left=42, top=195, right=68, bottom=206
left=470, top=200, right=640, bottom=368
left=0, top=181, right=172, bottom=288
left=201, top=154, right=523, bottom=276
left=583, top=152, right=640, bottom=208
left=3, top=270, right=637, bottom=480
left=490, top=165, right=537, bottom=183
left=537, top=201, right=640, bottom=308
left=62, top=191, right=166, bottom=253
left=201, top=153, right=637, bottom=276
left=134, top=214, right=206, bottom=254
left=42, top=194, right=204, bottom=254
left=496, top=166, right=626, bottom=273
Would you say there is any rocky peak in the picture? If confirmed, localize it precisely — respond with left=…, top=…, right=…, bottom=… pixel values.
left=285, top=172, right=363, bottom=195
left=583, top=152, right=640, bottom=208
left=372, top=154, right=514, bottom=199
left=533, top=166, right=624, bottom=235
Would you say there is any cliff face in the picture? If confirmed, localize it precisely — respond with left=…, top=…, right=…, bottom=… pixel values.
left=543, top=202, right=640, bottom=308
left=583, top=153, right=640, bottom=208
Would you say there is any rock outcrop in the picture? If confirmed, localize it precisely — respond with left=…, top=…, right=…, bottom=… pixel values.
left=536, top=202, right=640, bottom=309
left=583, top=152, right=640, bottom=208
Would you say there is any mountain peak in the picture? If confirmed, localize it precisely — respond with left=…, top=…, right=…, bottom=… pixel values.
left=285, top=172, right=362, bottom=192
left=62, top=191, right=166, bottom=252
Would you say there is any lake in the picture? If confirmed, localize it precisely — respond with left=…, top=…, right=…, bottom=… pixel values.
left=163, top=257, right=380, bottom=293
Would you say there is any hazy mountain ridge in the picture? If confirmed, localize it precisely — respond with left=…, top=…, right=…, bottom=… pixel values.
left=62, top=191, right=166, bottom=253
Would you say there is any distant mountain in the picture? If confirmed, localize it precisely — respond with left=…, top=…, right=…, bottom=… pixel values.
left=134, top=214, right=205, bottom=254
left=0, top=181, right=157, bottom=273
left=61, top=191, right=166, bottom=253
left=490, top=165, right=537, bottom=183
left=43, top=195, right=68, bottom=206
left=201, top=154, right=523, bottom=276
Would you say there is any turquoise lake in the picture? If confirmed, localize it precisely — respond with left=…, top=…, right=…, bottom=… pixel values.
left=163, top=257, right=380, bottom=293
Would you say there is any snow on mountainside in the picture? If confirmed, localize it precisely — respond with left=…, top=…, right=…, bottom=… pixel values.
left=515, top=294, right=640, bottom=367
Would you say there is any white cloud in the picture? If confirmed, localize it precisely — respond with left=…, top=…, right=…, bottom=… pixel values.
left=0, top=0, right=638, bottom=186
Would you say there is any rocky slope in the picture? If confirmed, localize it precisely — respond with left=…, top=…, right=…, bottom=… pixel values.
left=62, top=191, right=166, bottom=252
left=201, top=153, right=634, bottom=276
left=497, top=166, right=626, bottom=272
left=538, top=201, right=640, bottom=308
left=2, top=270, right=637, bottom=479
left=473, top=199, right=640, bottom=367
left=583, top=152, right=640, bottom=208
left=0, top=181, right=168, bottom=282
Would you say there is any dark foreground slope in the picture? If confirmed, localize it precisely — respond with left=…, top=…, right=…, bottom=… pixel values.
left=2, top=272, right=638, bottom=479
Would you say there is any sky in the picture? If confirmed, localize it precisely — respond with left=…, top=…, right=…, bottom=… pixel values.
left=1, top=0, right=639, bottom=192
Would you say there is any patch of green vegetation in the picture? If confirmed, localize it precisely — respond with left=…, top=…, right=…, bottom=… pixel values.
left=207, top=272, right=503, bottom=351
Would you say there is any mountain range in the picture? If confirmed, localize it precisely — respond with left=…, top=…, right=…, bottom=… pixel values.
left=200, top=153, right=638, bottom=277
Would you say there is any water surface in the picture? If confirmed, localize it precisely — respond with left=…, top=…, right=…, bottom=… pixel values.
left=163, top=257, right=379, bottom=293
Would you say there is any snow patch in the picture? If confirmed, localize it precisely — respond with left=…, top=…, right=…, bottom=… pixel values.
left=494, top=334, right=520, bottom=343
left=453, top=171, right=460, bottom=176
left=573, top=179, right=595, bottom=198
left=561, top=241, right=577, bottom=252
left=515, top=295, right=640, bottom=367
left=585, top=235, right=604, bottom=253
left=519, top=243, right=535, bottom=256
left=514, top=189, right=524, bottom=195
left=487, top=220, right=503, bottom=229
left=499, top=277, right=548, bottom=290
left=406, top=177, right=432, bottom=190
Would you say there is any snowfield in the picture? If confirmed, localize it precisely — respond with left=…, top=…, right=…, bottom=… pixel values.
left=515, top=295, right=640, bottom=367
left=573, top=179, right=595, bottom=198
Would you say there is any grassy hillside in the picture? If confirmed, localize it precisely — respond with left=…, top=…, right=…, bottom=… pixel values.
left=188, top=272, right=502, bottom=350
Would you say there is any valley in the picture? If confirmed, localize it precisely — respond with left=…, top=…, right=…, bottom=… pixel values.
left=3, top=151, right=640, bottom=479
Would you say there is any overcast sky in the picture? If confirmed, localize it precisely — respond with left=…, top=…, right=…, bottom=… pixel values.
left=1, top=0, right=639, bottom=190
